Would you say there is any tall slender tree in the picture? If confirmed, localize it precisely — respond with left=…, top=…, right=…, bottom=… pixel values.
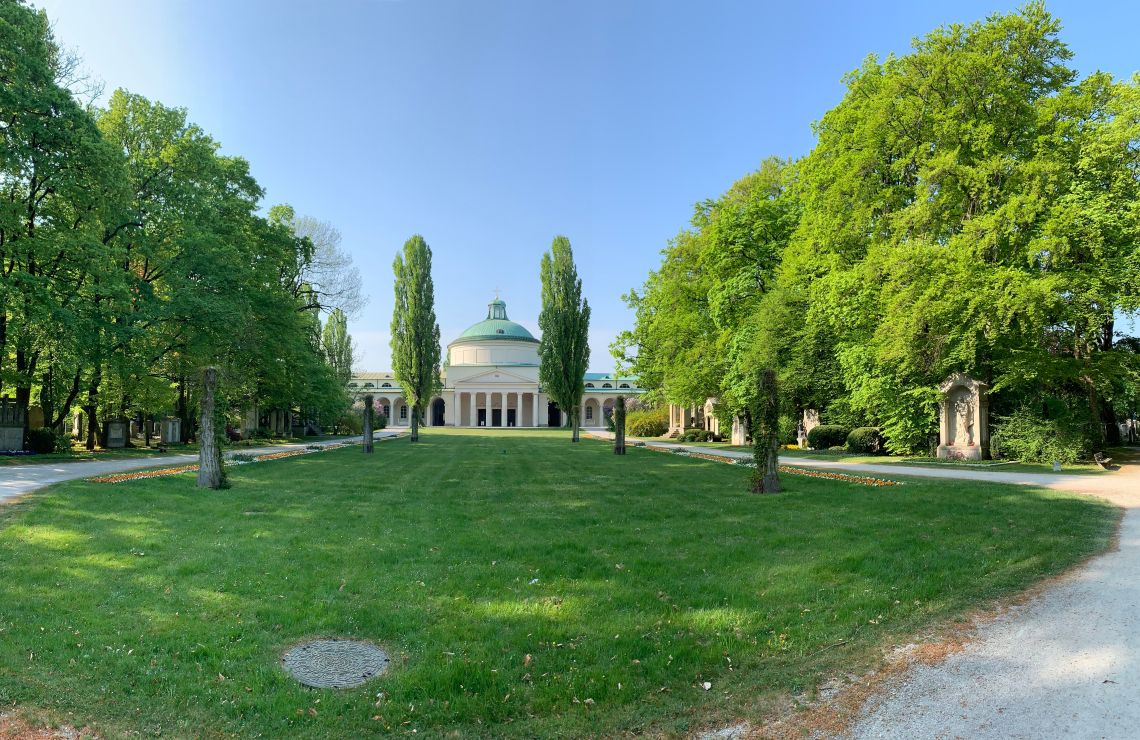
left=390, top=235, right=441, bottom=443
left=539, top=236, right=591, bottom=442
left=322, top=308, right=355, bottom=386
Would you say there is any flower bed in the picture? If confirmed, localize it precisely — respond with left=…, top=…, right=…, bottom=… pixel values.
left=643, top=446, right=903, bottom=487
left=90, top=464, right=199, bottom=484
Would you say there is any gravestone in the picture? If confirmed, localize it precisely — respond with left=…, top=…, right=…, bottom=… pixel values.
left=0, top=398, right=25, bottom=451
left=936, top=374, right=989, bottom=460
left=105, top=420, right=127, bottom=449
left=28, top=405, right=44, bottom=429
left=731, top=415, right=748, bottom=446
left=161, top=417, right=181, bottom=444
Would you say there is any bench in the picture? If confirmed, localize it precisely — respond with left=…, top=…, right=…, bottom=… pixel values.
left=1094, top=452, right=1113, bottom=469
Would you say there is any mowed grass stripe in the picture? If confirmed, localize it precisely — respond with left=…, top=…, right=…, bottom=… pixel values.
left=0, top=428, right=1119, bottom=737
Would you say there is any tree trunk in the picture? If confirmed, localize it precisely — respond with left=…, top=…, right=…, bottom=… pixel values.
left=196, top=367, right=225, bottom=489
left=362, top=394, right=374, bottom=453
left=751, top=369, right=781, bottom=494
left=410, top=404, right=420, bottom=442
left=614, top=396, right=626, bottom=455
left=571, top=405, right=580, bottom=442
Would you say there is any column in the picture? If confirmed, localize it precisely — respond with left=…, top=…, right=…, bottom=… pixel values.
left=499, top=392, right=507, bottom=428
left=532, top=393, right=540, bottom=427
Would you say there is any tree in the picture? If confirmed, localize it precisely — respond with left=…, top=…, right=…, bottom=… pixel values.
left=751, top=369, right=780, bottom=493
left=539, top=236, right=591, bottom=442
left=362, top=393, right=374, bottom=453
left=196, top=366, right=225, bottom=488
left=390, top=235, right=441, bottom=443
left=613, top=395, right=626, bottom=455
left=322, top=308, right=355, bottom=386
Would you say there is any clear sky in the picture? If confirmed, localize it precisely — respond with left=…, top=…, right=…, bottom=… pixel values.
left=32, top=0, right=1140, bottom=370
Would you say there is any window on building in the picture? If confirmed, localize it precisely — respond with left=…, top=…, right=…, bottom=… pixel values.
left=381, top=382, right=392, bottom=387
left=364, top=382, right=374, bottom=388
left=585, top=383, right=594, bottom=388
left=348, top=383, right=358, bottom=388
left=602, top=383, right=612, bottom=388
left=400, top=405, right=407, bottom=419
left=586, top=406, right=593, bottom=420
left=619, top=383, right=630, bottom=388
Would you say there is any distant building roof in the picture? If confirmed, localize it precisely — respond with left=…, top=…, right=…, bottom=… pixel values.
left=451, top=299, right=539, bottom=344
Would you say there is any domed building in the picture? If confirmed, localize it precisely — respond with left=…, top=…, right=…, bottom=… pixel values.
left=349, top=297, right=643, bottom=428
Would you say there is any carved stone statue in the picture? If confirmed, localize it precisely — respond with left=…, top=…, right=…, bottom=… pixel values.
left=937, top=374, right=989, bottom=460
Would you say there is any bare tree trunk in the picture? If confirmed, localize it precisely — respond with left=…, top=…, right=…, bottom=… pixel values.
left=362, top=394, right=374, bottom=453
left=196, top=367, right=225, bottom=489
left=614, top=396, right=626, bottom=455
left=410, top=404, right=420, bottom=442
left=751, top=369, right=781, bottom=494
left=571, top=405, right=580, bottom=443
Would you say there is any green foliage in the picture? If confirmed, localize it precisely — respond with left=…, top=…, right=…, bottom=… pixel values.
left=539, top=236, right=591, bottom=441
left=991, top=405, right=1098, bottom=464
left=0, top=1, right=357, bottom=457
left=623, top=4, right=1140, bottom=463
left=807, top=425, right=850, bottom=450
left=625, top=407, right=669, bottom=437
left=846, top=427, right=886, bottom=455
left=24, top=428, right=57, bottom=454
left=390, top=235, right=441, bottom=443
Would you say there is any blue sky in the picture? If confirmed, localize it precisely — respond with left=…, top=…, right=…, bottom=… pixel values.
left=34, top=0, right=1140, bottom=370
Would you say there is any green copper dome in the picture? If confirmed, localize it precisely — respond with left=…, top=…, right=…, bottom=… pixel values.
left=452, top=299, right=539, bottom=344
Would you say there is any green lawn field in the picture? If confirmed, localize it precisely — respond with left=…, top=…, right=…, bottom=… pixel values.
left=0, top=428, right=1118, bottom=737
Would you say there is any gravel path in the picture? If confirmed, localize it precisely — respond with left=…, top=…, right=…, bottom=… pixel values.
left=0, top=432, right=397, bottom=504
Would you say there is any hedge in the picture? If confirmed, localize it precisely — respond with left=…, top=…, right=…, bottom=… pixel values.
left=807, top=424, right=850, bottom=450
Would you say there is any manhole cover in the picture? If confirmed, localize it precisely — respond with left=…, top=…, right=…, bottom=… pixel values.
left=281, top=639, right=390, bottom=688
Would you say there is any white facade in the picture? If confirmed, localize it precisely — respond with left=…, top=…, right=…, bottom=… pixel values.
left=349, top=298, right=643, bottom=428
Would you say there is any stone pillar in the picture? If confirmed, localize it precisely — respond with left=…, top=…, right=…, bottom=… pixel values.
left=532, top=393, right=540, bottom=427
left=499, top=392, right=506, bottom=428
left=451, top=390, right=459, bottom=426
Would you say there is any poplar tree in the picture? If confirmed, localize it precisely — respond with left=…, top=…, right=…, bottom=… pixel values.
left=322, top=308, right=355, bottom=386
left=390, top=235, right=441, bottom=443
left=539, top=236, right=591, bottom=442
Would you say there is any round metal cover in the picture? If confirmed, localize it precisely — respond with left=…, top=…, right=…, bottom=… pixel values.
left=281, top=639, right=390, bottom=688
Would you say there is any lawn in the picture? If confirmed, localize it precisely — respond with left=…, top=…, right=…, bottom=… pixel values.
left=0, top=428, right=1119, bottom=737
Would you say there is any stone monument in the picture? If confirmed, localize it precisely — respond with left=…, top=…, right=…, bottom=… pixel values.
left=0, top=398, right=25, bottom=451
left=104, top=420, right=127, bottom=449
left=936, top=373, right=989, bottom=460
left=161, top=417, right=182, bottom=444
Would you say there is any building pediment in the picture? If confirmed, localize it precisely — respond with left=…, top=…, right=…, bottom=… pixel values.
left=452, top=367, right=537, bottom=386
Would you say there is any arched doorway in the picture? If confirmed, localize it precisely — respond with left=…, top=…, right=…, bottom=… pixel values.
left=431, top=398, right=445, bottom=426
left=547, top=402, right=561, bottom=427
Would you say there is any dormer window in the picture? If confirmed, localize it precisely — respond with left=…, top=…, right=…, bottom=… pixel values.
left=585, top=383, right=594, bottom=388
left=496, top=329, right=505, bottom=334
left=602, top=383, right=612, bottom=388
left=619, top=383, right=630, bottom=388
left=381, top=382, right=392, bottom=388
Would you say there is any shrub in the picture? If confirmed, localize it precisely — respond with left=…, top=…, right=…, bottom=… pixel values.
left=375, top=414, right=388, bottom=430
left=991, top=405, right=1096, bottom=464
left=807, top=424, right=849, bottom=450
left=846, top=427, right=885, bottom=454
left=626, top=408, right=669, bottom=438
left=25, top=428, right=59, bottom=454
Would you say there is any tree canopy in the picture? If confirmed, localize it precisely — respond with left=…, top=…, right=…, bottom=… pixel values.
left=621, top=3, right=1140, bottom=456
left=539, top=236, right=591, bottom=442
